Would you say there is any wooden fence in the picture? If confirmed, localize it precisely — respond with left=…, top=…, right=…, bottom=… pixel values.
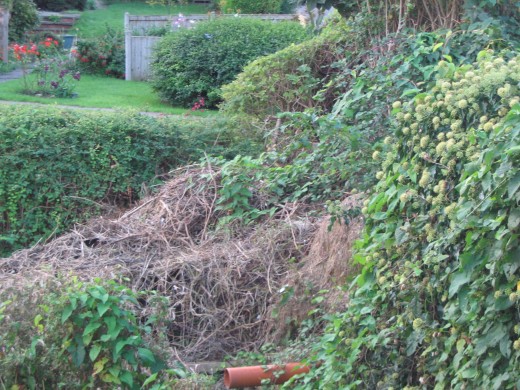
left=0, top=8, right=9, bottom=64
left=124, top=12, right=298, bottom=81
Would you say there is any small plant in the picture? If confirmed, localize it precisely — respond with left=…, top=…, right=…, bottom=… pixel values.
left=0, top=277, right=179, bottom=388
left=10, top=37, right=80, bottom=98
left=75, top=26, right=125, bottom=78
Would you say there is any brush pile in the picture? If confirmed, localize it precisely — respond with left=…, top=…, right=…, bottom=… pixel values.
left=0, top=165, right=320, bottom=361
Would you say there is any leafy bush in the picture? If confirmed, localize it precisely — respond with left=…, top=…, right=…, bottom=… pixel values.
left=75, top=26, right=125, bottom=78
left=219, top=0, right=283, bottom=14
left=0, top=107, right=252, bottom=257
left=0, top=278, right=183, bottom=388
left=8, top=0, right=39, bottom=43
left=296, top=53, right=520, bottom=389
left=33, top=0, right=87, bottom=11
left=151, top=17, right=309, bottom=108
left=221, top=17, right=348, bottom=120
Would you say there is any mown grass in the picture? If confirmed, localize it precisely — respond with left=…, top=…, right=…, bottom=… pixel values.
left=74, top=1, right=211, bottom=38
left=0, top=74, right=216, bottom=116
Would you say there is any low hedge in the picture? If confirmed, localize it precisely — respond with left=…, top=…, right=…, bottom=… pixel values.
left=0, top=107, right=257, bottom=257
left=151, top=17, right=309, bottom=108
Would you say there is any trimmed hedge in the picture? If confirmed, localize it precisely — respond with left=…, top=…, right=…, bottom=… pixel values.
left=0, top=107, right=258, bottom=257
left=151, top=17, right=309, bottom=108
left=219, top=0, right=283, bottom=14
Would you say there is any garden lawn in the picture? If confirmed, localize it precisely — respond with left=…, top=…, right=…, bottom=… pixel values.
left=74, top=2, right=210, bottom=38
left=0, top=74, right=214, bottom=115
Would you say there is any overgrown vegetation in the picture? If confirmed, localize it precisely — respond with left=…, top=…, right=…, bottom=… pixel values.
left=8, top=0, right=39, bottom=43
left=151, top=17, right=309, bottom=108
left=1, top=0, right=519, bottom=387
left=0, top=278, right=186, bottom=388
left=295, top=52, right=520, bottom=389
left=0, top=106, right=258, bottom=257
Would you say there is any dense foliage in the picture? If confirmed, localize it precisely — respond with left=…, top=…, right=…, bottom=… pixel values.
left=293, top=53, right=520, bottom=389
left=0, top=278, right=184, bottom=388
left=33, top=0, right=87, bottom=11
left=219, top=0, right=284, bottom=14
left=221, top=17, right=348, bottom=120
left=8, top=0, right=38, bottom=43
left=151, top=17, right=309, bottom=108
left=75, top=26, right=125, bottom=79
left=0, top=107, right=255, bottom=257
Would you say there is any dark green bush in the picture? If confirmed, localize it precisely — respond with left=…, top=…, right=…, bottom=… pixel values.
left=33, top=0, right=86, bottom=11
left=219, top=0, right=283, bottom=14
left=8, top=0, right=39, bottom=43
left=75, top=26, right=125, bottom=78
left=151, top=17, right=309, bottom=108
left=0, top=107, right=251, bottom=257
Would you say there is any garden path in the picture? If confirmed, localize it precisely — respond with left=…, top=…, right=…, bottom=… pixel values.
left=0, top=67, right=24, bottom=83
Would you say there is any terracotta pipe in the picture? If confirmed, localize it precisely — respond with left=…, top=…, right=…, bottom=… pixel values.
left=224, top=362, right=310, bottom=388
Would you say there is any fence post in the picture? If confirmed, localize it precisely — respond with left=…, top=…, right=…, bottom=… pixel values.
left=0, top=7, right=9, bottom=64
left=124, top=12, right=132, bottom=80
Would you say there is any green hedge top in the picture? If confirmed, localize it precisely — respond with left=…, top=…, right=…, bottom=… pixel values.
left=0, top=107, right=187, bottom=256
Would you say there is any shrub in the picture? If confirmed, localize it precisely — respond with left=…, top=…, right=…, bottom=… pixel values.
left=0, top=278, right=182, bottom=388
left=221, top=17, right=348, bottom=120
left=297, top=53, right=520, bottom=389
left=75, top=26, right=125, bottom=78
left=33, top=0, right=87, bottom=11
left=0, top=107, right=254, bottom=257
left=8, top=0, right=39, bottom=43
left=151, top=17, right=309, bottom=108
left=219, top=0, right=283, bottom=14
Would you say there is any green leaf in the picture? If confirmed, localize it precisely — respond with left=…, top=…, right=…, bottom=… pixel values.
left=61, top=305, right=73, bottom=324
left=97, top=302, right=110, bottom=317
left=119, top=370, right=133, bottom=388
left=142, top=372, right=158, bottom=387
left=508, top=208, right=520, bottom=230
left=83, top=321, right=102, bottom=336
left=449, top=272, right=471, bottom=298
left=138, top=348, right=156, bottom=365
left=71, top=344, right=86, bottom=366
left=89, top=344, right=102, bottom=361
left=508, top=172, right=520, bottom=198
left=474, top=323, right=507, bottom=356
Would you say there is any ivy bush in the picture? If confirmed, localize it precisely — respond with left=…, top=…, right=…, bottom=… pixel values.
left=151, top=17, right=309, bottom=108
left=0, top=107, right=253, bottom=257
left=8, top=0, right=39, bottom=43
left=293, top=53, right=520, bottom=389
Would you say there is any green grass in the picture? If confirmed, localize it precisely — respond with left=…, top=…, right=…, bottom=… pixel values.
left=0, top=74, right=215, bottom=115
left=74, top=1, right=211, bottom=38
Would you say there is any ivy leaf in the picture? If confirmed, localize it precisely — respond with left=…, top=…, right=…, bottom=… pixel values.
left=449, top=272, right=471, bottom=298
left=474, top=323, right=507, bottom=356
left=507, top=208, right=520, bottom=230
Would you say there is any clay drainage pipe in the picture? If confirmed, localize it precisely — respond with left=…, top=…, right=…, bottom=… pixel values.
left=224, top=362, right=310, bottom=388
